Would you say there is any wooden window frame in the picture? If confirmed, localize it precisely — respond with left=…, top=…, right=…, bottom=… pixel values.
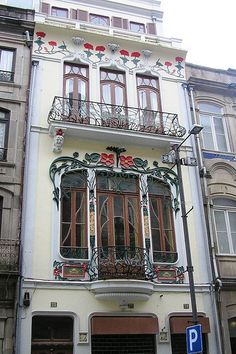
left=130, top=21, right=145, bottom=33
left=89, top=13, right=110, bottom=27
left=51, top=6, right=68, bottom=18
left=64, top=63, right=89, bottom=100
left=137, top=75, right=161, bottom=111
left=60, top=172, right=88, bottom=259
left=100, top=69, right=127, bottom=107
left=96, top=174, right=142, bottom=248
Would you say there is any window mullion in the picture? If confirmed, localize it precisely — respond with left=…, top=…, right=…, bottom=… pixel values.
left=71, top=191, right=77, bottom=247
left=225, top=211, right=234, bottom=253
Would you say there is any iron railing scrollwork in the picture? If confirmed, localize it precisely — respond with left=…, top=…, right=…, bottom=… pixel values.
left=153, top=251, right=178, bottom=263
left=87, top=246, right=156, bottom=281
left=0, top=70, right=14, bottom=82
left=60, top=246, right=88, bottom=259
left=0, top=239, right=19, bottom=272
left=48, top=96, right=186, bottom=137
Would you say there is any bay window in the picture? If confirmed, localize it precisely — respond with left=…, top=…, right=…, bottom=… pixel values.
left=199, top=102, right=229, bottom=151
left=60, top=171, right=88, bottom=259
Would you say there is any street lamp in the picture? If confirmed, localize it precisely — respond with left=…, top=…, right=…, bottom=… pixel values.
left=163, top=124, right=203, bottom=325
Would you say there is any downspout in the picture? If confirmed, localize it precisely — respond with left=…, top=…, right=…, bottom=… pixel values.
left=186, top=83, right=224, bottom=354
left=15, top=58, right=39, bottom=354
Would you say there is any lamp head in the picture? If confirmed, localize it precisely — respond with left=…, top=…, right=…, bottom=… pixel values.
left=189, top=124, right=203, bottom=135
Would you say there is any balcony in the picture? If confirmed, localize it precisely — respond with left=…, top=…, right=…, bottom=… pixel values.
left=0, top=239, right=19, bottom=273
left=48, top=97, right=186, bottom=147
left=87, top=246, right=156, bottom=281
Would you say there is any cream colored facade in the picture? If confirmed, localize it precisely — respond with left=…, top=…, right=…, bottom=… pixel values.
left=186, top=64, right=236, bottom=354
left=18, top=1, right=219, bottom=353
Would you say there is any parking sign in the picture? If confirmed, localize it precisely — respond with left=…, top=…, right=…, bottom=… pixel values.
left=186, top=324, right=203, bottom=354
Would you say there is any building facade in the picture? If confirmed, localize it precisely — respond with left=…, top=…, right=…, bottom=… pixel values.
left=0, top=5, right=34, bottom=354
left=186, top=64, right=236, bottom=354
left=18, top=1, right=220, bottom=353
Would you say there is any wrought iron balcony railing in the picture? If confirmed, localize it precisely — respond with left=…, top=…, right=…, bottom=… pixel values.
left=60, top=246, right=88, bottom=259
left=87, top=246, right=156, bottom=281
left=153, top=251, right=178, bottom=263
left=0, top=70, right=14, bottom=82
left=48, top=96, right=186, bottom=137
left=0, top=239, right=19, bottom=272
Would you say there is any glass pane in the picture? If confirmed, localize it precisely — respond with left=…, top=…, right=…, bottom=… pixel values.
left=0, top=122, right=6, bottom=148
left=102, top=84, right=111, bottom=104
left=199, top=102, right=222, bottom=114
left=216, top=133, right=227, bottom=151
left=90, top=14, right=109, bottom=26
left=200, top=115, right=212, bottom=133
left=76, top=192, right=85, bottom=223
left=97, top=173, right=137, bottom=193
left=214, top=210, right=230, bottom=253
left=229, top=212, right=236, bottom=233
left=61, top=223, right=71, bottom=246
left=130, top=22, right=145, bottom=33
left=127, top=197, right=139, bottom=248
left=150, top=91, right=158, bottom=111
left=66, top=78, right=74, bottom=97
left=139, top=90, right=147, bottom=109
left=78, top=80, right=86, bottom=100
left=62, top=192, right=71, bottom=221
left=61, top=172, right=87, bottom=188
left=115, top=85, right=124, bottom=106
left=0, top=50, right=13, bottom=71
left=202, top=131, right=214, bottom=150
left=98, top=195, right=109, bottom=248
left=114, top=196, right=124, bottom=246
left=214, top=198, right=236, bottom=207
left=213, top=116, right=224, bottom=134
left=148, top=179, right=171, bottom=197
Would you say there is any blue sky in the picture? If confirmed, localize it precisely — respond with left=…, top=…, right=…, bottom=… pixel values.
left=161, top=0, right=235, bottom=70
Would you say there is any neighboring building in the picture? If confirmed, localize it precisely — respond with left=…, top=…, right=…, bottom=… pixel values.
left=186, top=64, right=236, bottom=354
left=18, top=1, right=220, bottom=353
left=0, top=5, right=34, bottom=354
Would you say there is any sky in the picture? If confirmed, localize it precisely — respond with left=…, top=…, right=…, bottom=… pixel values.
left=161, top=0, right=235, bottom=70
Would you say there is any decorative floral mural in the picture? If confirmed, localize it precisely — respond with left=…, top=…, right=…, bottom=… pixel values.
left=34, top=32, right=185, bottom=77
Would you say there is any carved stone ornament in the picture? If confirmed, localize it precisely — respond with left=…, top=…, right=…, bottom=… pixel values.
left=141, top=49, right=152, bottom=59
left=53, top=129, right=64, bottom=153
left=107, top=43, right=120, bottom=53
left=72, top=37, right=85, bottom=47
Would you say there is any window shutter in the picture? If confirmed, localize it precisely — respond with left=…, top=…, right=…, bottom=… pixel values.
left=41, top=2, right=50, bottom=15
left=147, top=23, right=157, bottom=35
left=78, top=10, right=88, bottom=22
left=112, top=16, right=122, bottom=28
left=70, top=9, right=78, bottom=20
left=122, top=19, right=128, bottom=30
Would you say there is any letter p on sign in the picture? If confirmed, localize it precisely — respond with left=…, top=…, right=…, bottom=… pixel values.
left=186, top=324, right=203, bottom=353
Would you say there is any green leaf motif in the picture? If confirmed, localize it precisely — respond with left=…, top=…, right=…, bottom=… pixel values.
left=84, top=50, right=93, bottom=58
left=86, top=153, right=100, bottom=163
left=133, top=157, right=147, bottom=168
left=96, top=52, right=105, bottom=60
left=120, top=57, right=129, bottom=64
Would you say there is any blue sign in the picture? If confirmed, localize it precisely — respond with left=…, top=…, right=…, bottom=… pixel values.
left=186, top=324, right=203, bottom=354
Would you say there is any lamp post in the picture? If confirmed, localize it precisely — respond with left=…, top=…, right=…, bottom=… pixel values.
left=167, top=124, right=203, bottom=325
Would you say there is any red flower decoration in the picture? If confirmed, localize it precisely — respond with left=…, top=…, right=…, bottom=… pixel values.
left=96, top=45, right=105, bottom=52
left=53, top=268, right=60, bottom=276
left=82, top=263, right=87, bottom=271
left=56, top=129, right=64, bottom=136
left=175, top=56, right=184, bottom=62
left=36, top=31, right=46, bottom=38
left=100, top=153, right=114, bottom=166
left=120, top=155, right=134, bottom=168
left=131, top=52, right=140, bottom=58
left=120, top=49, right=129, bottom=56
left=165, top=61, right=172, bottom=67
left=84, top=43, right=94, bottom=50
left=48, top=41, right=57, bottom=46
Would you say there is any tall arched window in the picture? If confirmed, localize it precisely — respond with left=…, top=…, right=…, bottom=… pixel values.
left=137, top=75, right=161, bottom=129
left=0, top=109, right=9, bottom=160
left=64, top=63, right=89, bottom=121
left=213, top=198, right=236, bottom=254
left=199, top=102, right=229, bottom=151
left=148, top=178, right=176, bottom=263
left=60, top=171, right=88, bottom=259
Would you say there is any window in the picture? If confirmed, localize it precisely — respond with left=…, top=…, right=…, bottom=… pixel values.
left=137, top=75, right=161, bottom=129
left=51, top=6, right=68, bottom=18
left=199, top=102, right=229, bottom=151
left=64, top=63, right=89, bottom=121
left=0, top=110, right=9, bottom=160
left=213, top=198, right=236, bottom=254
left=60, top=171, right=88, bottom=259
left=100, top=69, right=127, bottom=121
left=0, top=196, right=3, bottom=237
left=90, top=14, right=110, bottom=26
left=130, top=22, right=145, bottom=33
left=96, top=172, right=142, bottom=251
left=0, top=48, right=14, bottom=82
left=148, top=178, right=176, bottom=262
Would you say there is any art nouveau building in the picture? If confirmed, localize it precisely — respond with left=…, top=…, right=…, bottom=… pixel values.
left=186, top=64, right=236, bottom=354
left=0, top=4, right=34, bottom=354
left=18, top=1, right=220, bottom=353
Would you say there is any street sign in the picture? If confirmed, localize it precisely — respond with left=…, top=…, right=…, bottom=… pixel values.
left=186, top=324, right=203, bottom=354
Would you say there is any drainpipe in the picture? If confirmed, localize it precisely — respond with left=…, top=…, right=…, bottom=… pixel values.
left=15, top=59, right=39, bottom=354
